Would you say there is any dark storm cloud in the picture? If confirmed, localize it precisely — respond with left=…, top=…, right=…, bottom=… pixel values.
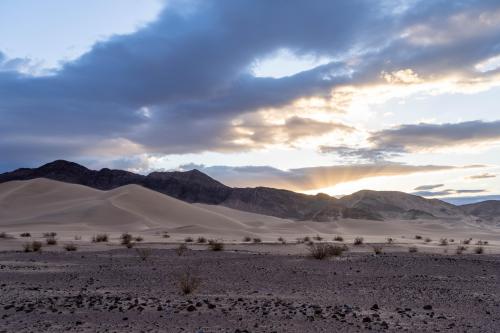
left=2, top=0, right=500, bottom=165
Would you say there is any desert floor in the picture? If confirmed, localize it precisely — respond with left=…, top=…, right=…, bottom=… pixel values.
left=0, top=242, right=499, bottom=332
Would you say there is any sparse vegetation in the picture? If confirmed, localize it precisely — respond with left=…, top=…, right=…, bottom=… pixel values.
left=20, top=232, right=31, bottom=237
left=63, top=243, right=77, bottom=251
left=462, top=238, right=471, bottom=245
left=0, top=232, right=13, bottom=239
left=476, top=240, right=488, bottom=245
left=415, top=235, right=422, bottom=240
left=424, top=237, right=432, bottom=243
left=252, top=237, right=262, bottom=243
left=456, top=246, right=467, bottom=255
left=278, top=237, right=286, bottom=244
left=162, top=232, right=170, bottom=239
left=450, top=239, right=455, bottom=243
left=134, top=236, right=143, bottom=242
left=92, top=234, right=109, bottom=242
left=125, top=242, right=134, bottom=249
left=178, top=270, right=200, bottom=295
left=408, top=246, right=418, bottom=253
left=136, top=248, right=152, bottom=261
left=303, top=236, right=311, bottom=242
left=23, top=241, right=43, bottom=252
left=353, top=237, right=364, bottom=245
left=208, top=240, right=224, bottom=251
left=184, top=237, right=194, bottom=243
left=243, top=236, right=252, bottom=242
left=43, top=232, right=57, bottom=238
left=386, top=237, right=394, bottom=244
left=439, top=238, right=448, bottom=246
left=196, top=236, right=207, bottom=243
left=333, top=235, right=344, bottom=242
left=176, top=243, right=188, bottom=256
left=373, top=246, right=384, bottom=255
left=46, top=237, right=57, bottom=245
left=307, top=243, right=345, bottom=259
left=474, top=246, right=484, bottom=254
left=121, top=233, right=133, bottom=245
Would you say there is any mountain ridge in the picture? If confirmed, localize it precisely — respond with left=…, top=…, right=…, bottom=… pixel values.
left=1, top=160, right=497, bottom=222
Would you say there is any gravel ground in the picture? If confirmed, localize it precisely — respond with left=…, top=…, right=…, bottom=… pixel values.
left=0, top=245, right=499, bottom=332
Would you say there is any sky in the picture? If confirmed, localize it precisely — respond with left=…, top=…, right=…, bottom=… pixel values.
left=1, top=0, right=500, bottom=203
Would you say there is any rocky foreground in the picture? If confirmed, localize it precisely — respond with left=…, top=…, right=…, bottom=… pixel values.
left=0, top=246, right=499, bottom=332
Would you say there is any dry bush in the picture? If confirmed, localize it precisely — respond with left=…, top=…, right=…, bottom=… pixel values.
left=386, top=237, right=394, bottom=244
left=474, top=246, right=484, bottom=254
left=439, top=238, right=448, bottom=246
left=121, top=233, right=133, bottom=245
left=313, top=234, right=323, bottom=241
left=196, top=236, right=207, bottom=243
left=22, top=243, right=32, bottom=252
left=134, top=236, right=143, bottom=242
left=424, top=237, right=432, bottom=243
left=92, top=234, right=109, bottom=242
left=176, top=243, right=188, bottom=256
left=178, top=270, right=200, bottom=295
left=278, top=237, right=286, bottom=244
left=462, top=238, right=471, bottom=245
left=476, top=240, right=488, bottom=245
left=125, top=242, right=135, bottom=249
left=415, top=235, right=423, bottom=240
left=252, top=237, right=262, bottom=243
left=20, top=232, right=31, bottom=237
left=208, top=240, right=224, bottom=251
left=22, top=242, right=42, bottom=252
left=372, top=246, right=384, bottom=255
left=136, top=248, right=152, bottom=261
left=303, top=236, right=311, bottom=242
left=242, top=236, right=252, bottom=242
left=162, top=232, right=170, bottom=239
left=333, top=235, right=344, bottom=242
left=353, top=237, right=364, bottom=245
left=456, top=246, right=467, bottom=255
left=43, top=232, right=57, bottom=238
left=184, top=237, right=194, bottom=243
left=408, top=246, right=418, bottom=253
left=308, top=243, right=345, bottom=259
left=46, top=237, right=57, bottom=245
left=64, top=243, right=77, bottom=251
left=0, top=232, right=13, bottom=239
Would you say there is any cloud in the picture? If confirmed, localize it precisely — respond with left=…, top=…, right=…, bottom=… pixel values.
left=414, top=184, right=444, bottom=191
left=176, top=162, right=468, bottom=191
left=468, top=173, right=496, bottom=179
left=412, top=188, right=486, bottom=197
left=443, top=195, right=500, bottom=205
left=2, top=0, right=500, bottom=166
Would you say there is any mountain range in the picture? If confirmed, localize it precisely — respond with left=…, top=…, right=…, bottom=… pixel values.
left=1, top=160, right=499, bottom=223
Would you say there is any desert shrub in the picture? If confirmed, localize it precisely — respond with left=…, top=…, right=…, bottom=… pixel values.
left=46, top=237, right=57, bottom=245
left=415, top=235, right=423, bottom=240
left=278, top=237, right=286, bottom=244
left=307, top=243, right=330, bottom=260
left=476, top=240, right=488, bottom=245
left=252, top=237, right=262, bottom=243
left=303, top=236, right=311, bottom=242
left=439, top=238, right=448, bottom=246
left=92, top=234, right=109, bottom=242
left=43, top=232, right=57, bottom=238
left=162, top=232, right=170, bottom=239
left=353, top=237, right=364, bottom=245
left=408, top=246, right=418, bottom=253
left=462, top=238, right=471, bottom=245
left=178, top=270, right=200, bottom=295
left=341, top=244, right=349, bottom=252
left=134, top=236, right=143, bottom=242
left=456, top=246, right=467, bottom=255
left=184, top=237, right=194, bottom=243
left=121, top=233, right=133, bottom=245
left=136, top=248, right=152, bottom=261
left=64, top=243, right=77, bottom=251
left=242, top=236, right=252, bottom=242
left=424, top=237, right=432, bottom=243
left=176, top=243, right=188, bottom=256
left=196, top=236, right=207, bottom=243
left=0, top=232, right=13, bottom=239
left=22, top=243, right=32, bottom=252
left=22, top=242, right=41, bottom=252
left=372, top=246, right=384, bottom=255
left=20, top=232, right=31, bottom=237
left=125, top=242, right=134, bottom=249
left=333, top=235, right=344, bottom=242
left=208, top=240, right=224, bottom=251
left=386, top=237, right=394, bottom=244
left=328, top=244, right=345, bottom=257
left=474, top=246, right=484, bottom=254
left=450, top=239, right=455, bottom=243
left=313, top=234, right=323, bottom=241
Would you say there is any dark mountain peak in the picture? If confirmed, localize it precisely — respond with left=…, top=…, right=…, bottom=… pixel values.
left=39, top=159, right=89, bottom=171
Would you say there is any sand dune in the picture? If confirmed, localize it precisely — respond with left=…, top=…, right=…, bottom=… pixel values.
left=0, top=179, right=499, bottom=246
